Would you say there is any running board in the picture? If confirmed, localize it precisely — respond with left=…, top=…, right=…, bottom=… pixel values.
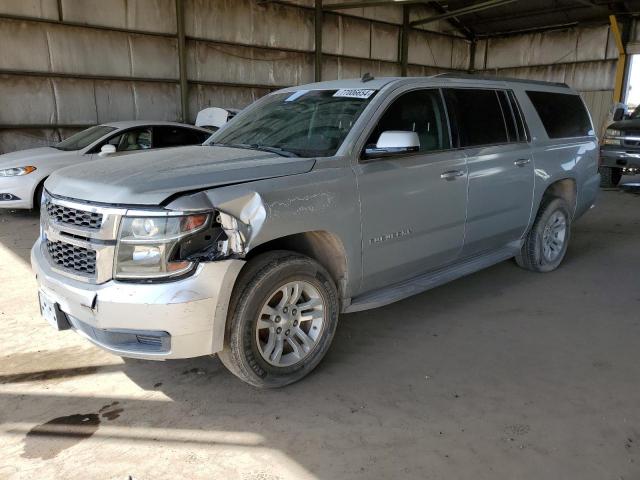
left=344, top=243, right=521, bottom=313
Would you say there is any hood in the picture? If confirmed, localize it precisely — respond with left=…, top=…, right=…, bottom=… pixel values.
left=46, top=145, right=316, bottom=206
left=0, top=147, right=78, bottom=168
left=607, top=118, right=640, bottom=131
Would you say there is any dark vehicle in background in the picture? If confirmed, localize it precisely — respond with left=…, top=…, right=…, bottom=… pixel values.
left=600, top=105, right=640, bottom=187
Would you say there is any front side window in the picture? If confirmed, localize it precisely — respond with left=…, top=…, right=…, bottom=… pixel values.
left=105, top=128, right=152, bottom=152
left=365, top=89, right=450, bottom=153
left=211, top=89, right=376, bottom=158
left=444, top=88, right=508, bottom=148
left=526, top=90, right=593, bottom=139
left=54, top=125, right=116, bottom=151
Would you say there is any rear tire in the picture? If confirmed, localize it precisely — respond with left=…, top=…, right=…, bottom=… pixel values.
left=218, top=251, right=339, bottom=388
left=516, top=197, right=571, bottom=273
left=599, top=166, right=622, bottom=188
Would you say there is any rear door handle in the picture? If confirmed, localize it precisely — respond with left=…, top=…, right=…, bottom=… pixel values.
left=514, top=158, right=531, bottom=167
left=440, top=170, right=465, bottom=181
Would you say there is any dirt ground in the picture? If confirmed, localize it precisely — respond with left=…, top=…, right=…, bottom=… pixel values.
left=0, top=182, right=639, bottom=480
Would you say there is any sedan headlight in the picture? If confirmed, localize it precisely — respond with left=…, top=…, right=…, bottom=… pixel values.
left=603, top=128, right=622, bottom=146
left=0, top=166, right=37, bottom=177
left=115, top=213, right=210, bottom=279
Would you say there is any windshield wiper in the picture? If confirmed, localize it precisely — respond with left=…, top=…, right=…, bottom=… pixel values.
left=248, top=144, right=298, bottom=157
left=211, top=142, right=298, bottom=157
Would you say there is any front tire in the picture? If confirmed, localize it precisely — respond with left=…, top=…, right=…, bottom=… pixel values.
left=32, top=180, right=46, bottom=210
left=599, top=166, right=622, bottom=188
left=218, top=251, right=339, bottom=388
left=516, top=197, right=571, bottom=272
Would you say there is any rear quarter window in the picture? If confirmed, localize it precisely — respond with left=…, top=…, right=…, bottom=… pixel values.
left=526, top=91, right=593, bottom=139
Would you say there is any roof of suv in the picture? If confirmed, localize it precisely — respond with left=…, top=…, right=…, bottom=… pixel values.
left=283, top=74, right=571, bottom=93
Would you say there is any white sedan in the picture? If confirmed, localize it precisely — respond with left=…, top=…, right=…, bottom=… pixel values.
left=0, top=121, right=212, bottom=209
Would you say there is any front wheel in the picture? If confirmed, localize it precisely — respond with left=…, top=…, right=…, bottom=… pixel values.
left=516, top=197, right=571, bottom=272
left=33, top=181, right=46, bottom=210
left=218, top=251, right=339, bottom=388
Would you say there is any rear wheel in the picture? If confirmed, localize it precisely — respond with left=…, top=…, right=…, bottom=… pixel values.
left=516, top=197, right=571, bottom=273
left=599, top=166, right=622, bottom=188
left=218, top=251, right=339, bottom=388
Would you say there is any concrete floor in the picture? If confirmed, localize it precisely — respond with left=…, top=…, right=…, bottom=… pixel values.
left=0, top=183, right=639, bottom=480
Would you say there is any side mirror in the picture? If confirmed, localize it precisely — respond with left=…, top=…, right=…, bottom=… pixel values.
left=364, top=131, right=420, bottom=159
left=613, top=107, right=626, bottom=122
left=98, top=144, right=116, bottom=157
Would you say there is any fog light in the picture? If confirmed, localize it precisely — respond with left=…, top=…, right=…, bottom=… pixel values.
left=0, top=193, right=20, bottom=201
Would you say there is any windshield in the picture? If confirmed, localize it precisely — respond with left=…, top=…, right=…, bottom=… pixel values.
left=629, top=105, right=640, bottom=120
left=54, top=125, right=117, bottom=151
left=211, top=89, right=376, bottom=157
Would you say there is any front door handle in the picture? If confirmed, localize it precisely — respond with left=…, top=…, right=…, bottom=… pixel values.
left=440, top=170, right=465, bottom=181
left=514, top=158, right=531, bottom=167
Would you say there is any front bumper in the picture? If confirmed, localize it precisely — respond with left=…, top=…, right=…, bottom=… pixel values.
left=600, top=147, right=640, bottom=169
left=0, top=174, right=38, bottom=209
left=31, top=238, right=244, bottom=359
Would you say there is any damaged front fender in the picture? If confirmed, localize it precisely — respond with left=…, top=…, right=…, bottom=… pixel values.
left=166, top=189, right=267, bottom=258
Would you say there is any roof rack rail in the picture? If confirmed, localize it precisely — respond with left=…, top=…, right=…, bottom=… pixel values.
left=431, top=72, right=570, bottom=89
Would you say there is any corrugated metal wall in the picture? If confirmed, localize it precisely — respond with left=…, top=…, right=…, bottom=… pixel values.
left=0, top=0, right=471, bottom=153
left=0, top=1, right=628, bottom=152
left=474, top=25, right=619, bottom=135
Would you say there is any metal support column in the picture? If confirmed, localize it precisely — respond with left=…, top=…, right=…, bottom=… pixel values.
left=400, top=5, right=409, bottom=77
left=315, top=0, right=323, bottom=82
left=610, top=15, right=627, bottom=104
left=468, top=39, right=476, bottom=73
left=176, top=0, right=189, bottom=122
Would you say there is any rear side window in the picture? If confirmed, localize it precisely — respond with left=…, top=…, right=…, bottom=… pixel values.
left=443, top=89, right=508, bottom=147
left=497, top=91, right=518, bottom=142
left=508, top=91, right=529, bottom=142
left=526, top=91, right=593, bottom=139
left=154, top=127, right=210, bottom=148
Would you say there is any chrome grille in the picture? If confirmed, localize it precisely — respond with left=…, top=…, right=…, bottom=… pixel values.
left=46, top=239, right=97, bottom=276
left=46, top=202, right=103, bottom=229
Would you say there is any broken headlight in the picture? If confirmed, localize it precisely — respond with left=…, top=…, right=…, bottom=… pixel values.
left=114, top=213, right=210, bottom=280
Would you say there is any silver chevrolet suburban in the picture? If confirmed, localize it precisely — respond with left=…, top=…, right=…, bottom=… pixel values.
left=32, top=74, right=600, bottom=388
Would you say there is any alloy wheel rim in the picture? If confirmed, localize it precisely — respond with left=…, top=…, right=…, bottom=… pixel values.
left=541, top=211, right=567, bottom=262
left=255, top=280, right=325, bottom=367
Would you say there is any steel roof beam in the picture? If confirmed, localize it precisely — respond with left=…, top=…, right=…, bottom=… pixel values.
left=323, top=0, right=423, bottom=10
left=427, top=0, right=475, bottom=40
left=410, top=0, right=519, bottom=28
left=468, top=4, right=597, bottom=28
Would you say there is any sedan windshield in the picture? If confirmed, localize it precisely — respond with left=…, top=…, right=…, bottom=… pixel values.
left=211, top=89, right=376, bottom=157
left=54, top=125, right=117, bottom=151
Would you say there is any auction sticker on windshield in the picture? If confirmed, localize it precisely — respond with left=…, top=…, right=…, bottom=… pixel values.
left=333, top=89, right=375, bottom=99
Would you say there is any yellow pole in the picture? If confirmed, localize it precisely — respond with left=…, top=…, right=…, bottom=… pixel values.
left=610, top=15, right=626, bottom=103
